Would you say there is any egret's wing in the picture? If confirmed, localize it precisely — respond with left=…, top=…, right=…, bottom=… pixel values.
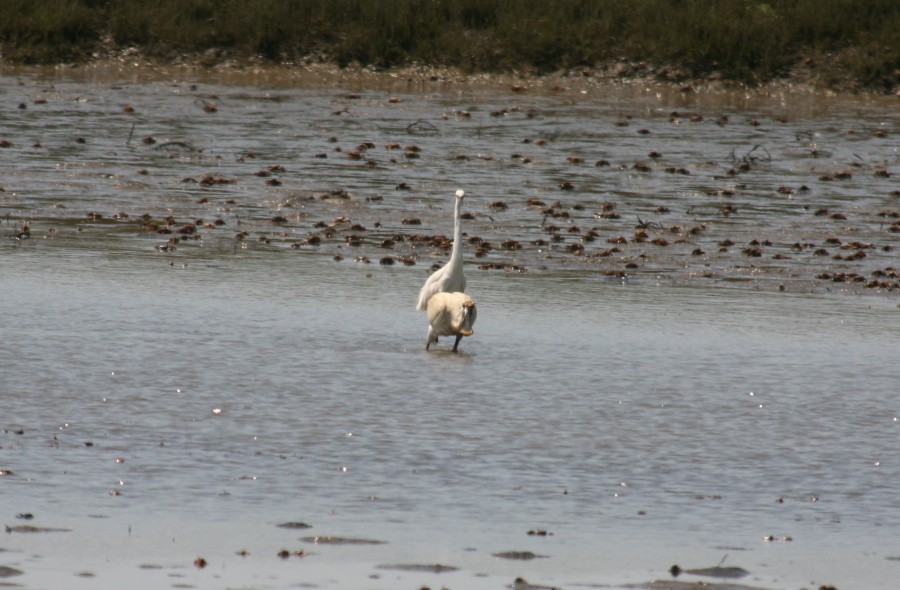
left=416, top=268, right=445, bottom=310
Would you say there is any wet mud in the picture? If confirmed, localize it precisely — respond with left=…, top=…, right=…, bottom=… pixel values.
left=1, top=64, right=897, bottom=297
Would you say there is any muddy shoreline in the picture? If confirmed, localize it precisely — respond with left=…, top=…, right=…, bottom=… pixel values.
left=4, top=47, right=885, bottom=96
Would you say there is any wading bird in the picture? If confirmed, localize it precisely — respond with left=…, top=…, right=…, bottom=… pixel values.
left=416, top=189, right=466, bottom=311
left=426, top=292, right=476, bottom=353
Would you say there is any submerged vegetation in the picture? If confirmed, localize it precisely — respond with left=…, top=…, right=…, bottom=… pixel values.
left=1, top=0, right=898, bottom=91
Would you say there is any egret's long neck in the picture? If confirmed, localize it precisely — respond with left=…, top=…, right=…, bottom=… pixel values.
left=448, top=197, right=463, bottom=263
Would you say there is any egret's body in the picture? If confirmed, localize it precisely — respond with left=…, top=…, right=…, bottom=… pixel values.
left=426, top=292, right=476, bottom=352
left=416, top=190, right=466, bottom=311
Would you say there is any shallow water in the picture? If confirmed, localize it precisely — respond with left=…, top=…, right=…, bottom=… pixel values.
left=1, top=66, right=900, bottom=590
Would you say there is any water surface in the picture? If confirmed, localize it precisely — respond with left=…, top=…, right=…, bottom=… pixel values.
left=1, top=66, right=899, bottom=590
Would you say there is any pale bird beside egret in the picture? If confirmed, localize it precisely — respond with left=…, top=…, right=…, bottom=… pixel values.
left=415, top=189, right=466, bottom=311
left=426, top=292, right=477, bottom=353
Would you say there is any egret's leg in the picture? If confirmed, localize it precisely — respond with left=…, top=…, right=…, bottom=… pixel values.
left=426, top=326, right=436, bottom=351
left=452, top=334, right=463, bottom=353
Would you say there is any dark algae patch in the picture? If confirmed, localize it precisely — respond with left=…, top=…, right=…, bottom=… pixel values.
left=635, top=582, right=771, bottom=590
left=4, top=524, right=71, bottom=533
left=276, top=521, right=312, bottom=529
left=0, top=566, right=24, bottom=578
left=377, top=563, right=459, bottom=573
left=492, top=550, right=548, bottom=560
left=513, top=577, right=562, bottom=590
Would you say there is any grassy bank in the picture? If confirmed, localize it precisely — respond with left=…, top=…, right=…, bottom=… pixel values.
left=1, top=0, right=898, bottom=91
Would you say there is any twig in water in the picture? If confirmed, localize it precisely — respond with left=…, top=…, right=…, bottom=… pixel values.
left=154, top=141, right=200, bottom=153
left=728, top=144, right=771, bottom=169
left=635, top=215, right=662, bottom=229
left=405, top=120, right=439, bottom=135
left=745, top=144, right=771, bottom=163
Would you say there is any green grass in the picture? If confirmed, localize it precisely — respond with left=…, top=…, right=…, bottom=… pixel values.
left=1, top=0, right=898, bottom=91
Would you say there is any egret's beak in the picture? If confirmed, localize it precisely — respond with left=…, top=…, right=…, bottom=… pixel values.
left=459, top=301, right=476, bottom=336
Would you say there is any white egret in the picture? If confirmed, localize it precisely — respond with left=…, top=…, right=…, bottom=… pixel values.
left=415, top=189, right=466, bottom=311
left=425, top=292, right=476, bottom=353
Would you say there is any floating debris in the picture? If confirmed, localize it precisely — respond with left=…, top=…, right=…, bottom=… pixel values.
left=677, top=565, right=750, bottom=579
left=377, top=564, right=459, bottom=573
left=492, top=550, right=547, bottom=560
left=5, top=525, right=71, bottom=533
left=277, top=521, right=312, bottom=529
left=300, top=536, right=386, bottom=545
left=0, top=566, right=24, bottom=578
left=512, top=577, right=561, bottom=590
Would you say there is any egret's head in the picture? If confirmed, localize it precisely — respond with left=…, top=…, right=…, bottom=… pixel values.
left=459, top=297, right=476, bottom=335
left=455, top=189, right=465, bottom=200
